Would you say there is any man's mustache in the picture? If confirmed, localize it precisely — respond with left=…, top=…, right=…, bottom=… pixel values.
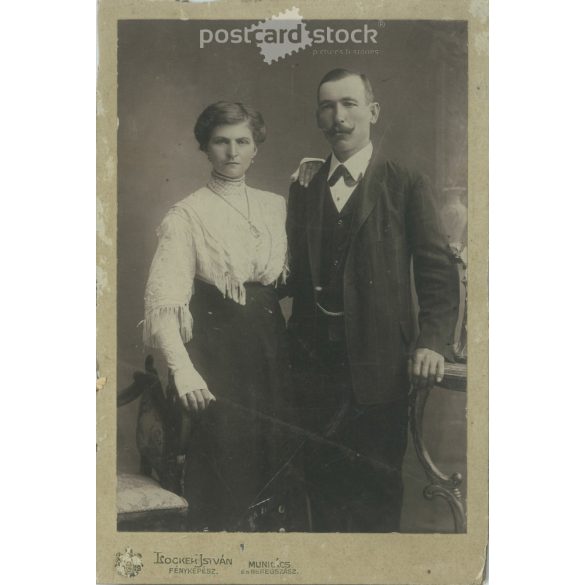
left=326, top=125, right=353, bottom=136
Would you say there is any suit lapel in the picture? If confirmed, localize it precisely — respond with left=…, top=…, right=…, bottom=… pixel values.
left=351, top=156, right=387, bottom=237
left=306, top=156, right=331, bottom=290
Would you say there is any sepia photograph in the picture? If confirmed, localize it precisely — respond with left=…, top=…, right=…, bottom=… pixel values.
left=97, top=1, right=487, bottom=583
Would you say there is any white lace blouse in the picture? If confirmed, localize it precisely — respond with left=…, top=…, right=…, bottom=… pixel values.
left=143, top=174, right=288, bottom=396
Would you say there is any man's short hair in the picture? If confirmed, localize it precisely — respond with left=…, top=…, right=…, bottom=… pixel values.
left=317, top=68, right=375, bottom=104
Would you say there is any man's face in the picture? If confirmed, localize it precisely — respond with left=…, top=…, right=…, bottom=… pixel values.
left=316, top=75, right=380, bottom=162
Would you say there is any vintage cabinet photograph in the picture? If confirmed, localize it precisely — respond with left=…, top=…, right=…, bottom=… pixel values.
left=97, top=1, right=487, bottom=583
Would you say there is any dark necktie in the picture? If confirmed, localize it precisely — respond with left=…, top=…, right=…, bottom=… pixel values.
left=328, top=164, right=358, bottom=187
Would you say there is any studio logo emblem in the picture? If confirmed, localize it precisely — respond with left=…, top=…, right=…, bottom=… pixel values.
left=115, top=547, right=143, bottom=578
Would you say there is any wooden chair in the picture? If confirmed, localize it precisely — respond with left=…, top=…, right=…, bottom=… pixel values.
left=409, top=362, right=467, bottom=532
left=117, top=356, right=310, bottom=532
left=117, top=356, right=189, bottom=531
left=409, top=244, right=468, bottom=533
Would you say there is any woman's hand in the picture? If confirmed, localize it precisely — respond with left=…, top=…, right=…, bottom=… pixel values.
left=173, top=365, right=215, bottom=412
left=290, top=158, right=325, bottom=186
left=179, top=387, right=216, bottom=413
left=298, top=160, right=324, bottom=187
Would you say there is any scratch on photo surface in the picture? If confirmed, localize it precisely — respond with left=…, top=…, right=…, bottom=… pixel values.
left=96, top=263, right=109, bottom=299
left=96, top=197, right=112, bottom=247
left=96, top=376, right=107, bottom=392
left=470, top=0, right=488, bottom=23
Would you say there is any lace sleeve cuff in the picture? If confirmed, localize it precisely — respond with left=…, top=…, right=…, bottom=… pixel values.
left=143, top=305, right=193, bottom=348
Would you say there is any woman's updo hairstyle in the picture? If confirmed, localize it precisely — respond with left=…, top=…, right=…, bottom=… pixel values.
left=194, top=101, right=267, bottom=151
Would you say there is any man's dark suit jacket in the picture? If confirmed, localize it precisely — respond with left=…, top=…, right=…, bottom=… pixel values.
left=286, top=155, right=460, bottom=405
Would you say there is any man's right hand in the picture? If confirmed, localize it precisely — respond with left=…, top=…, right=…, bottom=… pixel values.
left=179, top=388, right=216, bottom=413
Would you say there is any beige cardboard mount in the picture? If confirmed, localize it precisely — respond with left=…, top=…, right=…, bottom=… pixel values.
left=97, top=1, right=488, bottom=583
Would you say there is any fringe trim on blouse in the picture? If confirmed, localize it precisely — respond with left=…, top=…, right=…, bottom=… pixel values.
left=215, top=269, right=246, bottom=305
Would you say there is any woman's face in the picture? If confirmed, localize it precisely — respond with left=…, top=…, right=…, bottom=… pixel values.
left=206, top=122, right=257, bottom=179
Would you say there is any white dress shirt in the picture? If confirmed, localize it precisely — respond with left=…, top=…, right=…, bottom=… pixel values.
left=327, top=142, right=373, bottom=212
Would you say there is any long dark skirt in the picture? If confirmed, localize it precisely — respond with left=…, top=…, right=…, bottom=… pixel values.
left=183, top=279, right=303, bottom=532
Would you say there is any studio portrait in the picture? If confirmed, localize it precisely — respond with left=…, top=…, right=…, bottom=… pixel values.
left=114, top=18, right=468, bottom=536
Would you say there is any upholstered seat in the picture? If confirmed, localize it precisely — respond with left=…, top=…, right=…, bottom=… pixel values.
left=117, top=473, right=188, bottom=531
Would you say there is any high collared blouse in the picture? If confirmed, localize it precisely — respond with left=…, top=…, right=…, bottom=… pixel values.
left=143, top=179, right=288, bottom=396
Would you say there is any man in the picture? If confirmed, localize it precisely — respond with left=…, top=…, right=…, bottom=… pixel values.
left=286, top=68, right=460, bottom=532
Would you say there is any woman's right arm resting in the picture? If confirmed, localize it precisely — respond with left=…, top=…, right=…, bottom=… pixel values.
left=143, top=207, right=215, bottom=412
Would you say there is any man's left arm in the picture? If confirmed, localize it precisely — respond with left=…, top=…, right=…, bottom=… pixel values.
left=406, top=172, right=461, bottom=388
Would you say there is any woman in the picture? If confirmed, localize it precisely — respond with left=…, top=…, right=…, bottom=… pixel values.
left=143, top=102, right=301, bottom=531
